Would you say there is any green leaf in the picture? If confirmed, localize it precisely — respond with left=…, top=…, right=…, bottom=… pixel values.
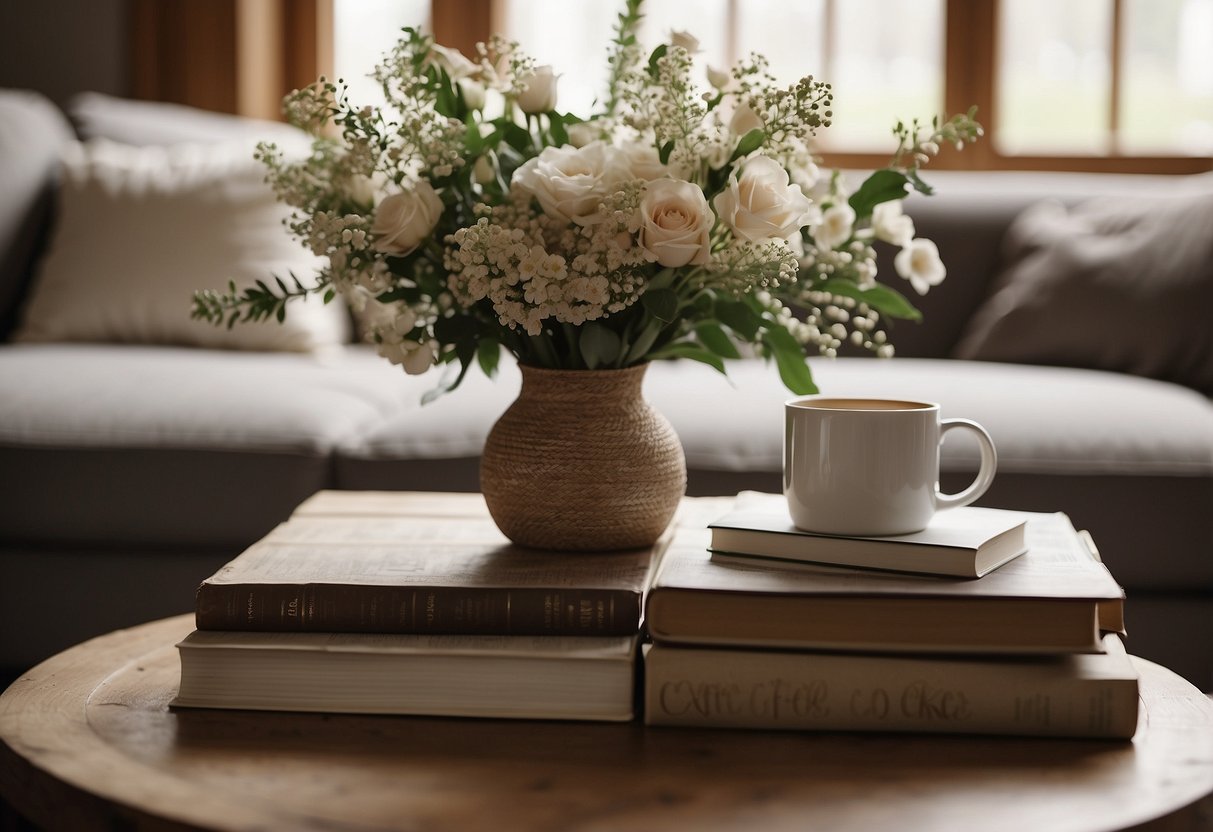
left=433, top=69, right=461, bottom=119
left=641, top=287, right=679, bottom=323
left=649, top=342, right=727, bottom=374
left=433, top=313, right=479, bottom=344
left=714, top=299, right=762, bottom=339
left=323, top=287, right=336, bottom=304
left=730, top=128, right=765, bottom=161
left=476, top=338, right=500, bottom=377
left=464, top=118, right=485, bottom=155
left=818, top=278, right=922, bottom=321
left=907, top=169, right=935, bottom=196
left=694, top=321, right=742, bottom=359
left=763, top=326, right=819, bottom=395
left=647, top=44, right=668, bottom=77
left=502, top=122, right=532, bottom=154
left=658, top=139, right=675, bottom=165
left=578, top=323, right=622, bottom=369
left=375, top=286, right=421, bottom=304
left=548, top=113, right=568, bottom=146
left=623, top=318, right=665, bottom=364
left=847, top=169, right=910, bottom=220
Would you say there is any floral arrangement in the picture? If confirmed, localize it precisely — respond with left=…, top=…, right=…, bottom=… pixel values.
left=193, top=0, right=981, bottom=398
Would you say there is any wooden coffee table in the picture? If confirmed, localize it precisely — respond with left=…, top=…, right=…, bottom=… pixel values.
left=2, top=615, right=1212, bottom=832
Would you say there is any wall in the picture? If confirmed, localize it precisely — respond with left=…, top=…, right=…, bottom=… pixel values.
left=0, top=0, right=131, bottom=107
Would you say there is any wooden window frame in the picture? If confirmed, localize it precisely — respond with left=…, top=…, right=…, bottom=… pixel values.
left=132, top=0, right=1211, bottom=174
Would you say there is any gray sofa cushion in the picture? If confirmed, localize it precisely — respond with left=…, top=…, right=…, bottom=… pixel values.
left=889, top=170, right=1212, bottom=359
left=0, top=343, right=414, bottom=547
left=0, top=89, right=74, bottom=340
left=953, top=189, right=1213, bottom=395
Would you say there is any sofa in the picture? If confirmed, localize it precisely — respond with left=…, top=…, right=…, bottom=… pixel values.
left=1, top=89, right=1210, bottom=689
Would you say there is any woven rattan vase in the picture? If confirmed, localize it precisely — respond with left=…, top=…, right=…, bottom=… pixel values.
left=480, top=363, right=686, bottom=551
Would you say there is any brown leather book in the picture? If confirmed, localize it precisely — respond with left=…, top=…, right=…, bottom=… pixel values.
left=195, top=491, right=664, bottom=636
left=648, top=502, right=1126, bottom=655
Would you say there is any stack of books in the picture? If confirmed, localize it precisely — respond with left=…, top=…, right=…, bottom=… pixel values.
left=173, top=491, right=664, bottom=722
left=643, top=493, right=1140, bottom=739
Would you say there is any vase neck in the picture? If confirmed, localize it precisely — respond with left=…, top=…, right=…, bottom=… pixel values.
left=517, top=363, right=649, bottom=403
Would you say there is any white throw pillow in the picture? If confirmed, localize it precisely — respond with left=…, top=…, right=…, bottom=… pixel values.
left=14, top=139, right=349, bottom=352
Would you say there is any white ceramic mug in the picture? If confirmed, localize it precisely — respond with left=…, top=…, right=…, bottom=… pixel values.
left=784, top=397, right=998, bottom=536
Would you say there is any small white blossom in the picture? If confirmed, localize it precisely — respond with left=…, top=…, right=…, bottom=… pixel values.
left=814, top=203, right=856, bottom=250
left=871, top=201, right=915, bottom=247
left=894, top=237, right=947, bottom=295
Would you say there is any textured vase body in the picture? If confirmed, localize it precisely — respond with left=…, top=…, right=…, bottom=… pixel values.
left=481, top=364, right=687, bottom=551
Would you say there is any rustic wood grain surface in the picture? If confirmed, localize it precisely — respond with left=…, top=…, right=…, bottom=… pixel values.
left=1, top=614, right=1211, bottom=832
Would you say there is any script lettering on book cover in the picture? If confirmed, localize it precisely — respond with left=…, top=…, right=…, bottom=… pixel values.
left=900, top=682, right=973, bottom=721
left=749, top=679, right=830, bottom=720
left=657, top=681, right=747, bottom=718
left=655, top=678, right=983, bottom=726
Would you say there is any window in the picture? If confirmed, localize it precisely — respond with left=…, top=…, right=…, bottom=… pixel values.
left=495, top=0, right=945, bottom=152
left=997, top=0, right=1213, bottom=157
left=333, top=0, right=431, bottom=108
left=321, top=0, right=1212, bottom=173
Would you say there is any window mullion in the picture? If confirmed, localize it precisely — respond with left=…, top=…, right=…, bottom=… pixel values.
left=1110, top=0, right=1123, bottom=153
left=431, top=0, right=492, bottom=57
left=943, top=0, right=996, bottom=169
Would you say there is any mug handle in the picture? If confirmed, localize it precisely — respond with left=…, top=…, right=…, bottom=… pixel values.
left=935, top=418, right=998, bottom=510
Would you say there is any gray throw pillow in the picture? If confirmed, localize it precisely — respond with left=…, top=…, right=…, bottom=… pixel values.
left=953, top=190, right=1213, bottom=396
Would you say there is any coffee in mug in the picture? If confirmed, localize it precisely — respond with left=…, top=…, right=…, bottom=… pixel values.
left=784, top=397, right=997, bottom=536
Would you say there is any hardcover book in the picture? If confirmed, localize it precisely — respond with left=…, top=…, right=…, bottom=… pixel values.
left=174, top=629, right=639, bottom=721
left=709, top=494, right=1027, bottom=578
left=644, top=634, right=1139, bottom=739
left=195, top=491, right=665, bottom=636
left=647, top=502, right=1125, bottom=655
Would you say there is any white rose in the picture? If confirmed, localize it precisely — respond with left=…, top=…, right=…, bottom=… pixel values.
left=713, top=155, right=817, bottom=242
left=427, top=43, right=477, bottom=79
left=511, top=141, right=630, bottom=226
left=371, top=181, right=444, bottom=255
left=814, top=203, right=856, bottom=249
left=669, top=30, right=701, bottom=54
left=728, top=103, right=764, bottom=137
left=637, top=179, right=713, bottom=268
left=620, top=141, right=669, bottom=181
left=871, top=200, right=915, bottom=246
left=517, top=65, right=558, bottom=114
left=895, top=237, right=946, bottom=295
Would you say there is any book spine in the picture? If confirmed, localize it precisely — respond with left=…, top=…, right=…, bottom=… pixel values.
left=195, top=584, right=639, bottom=636
left=644, top=646, right=1139, bottom=739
